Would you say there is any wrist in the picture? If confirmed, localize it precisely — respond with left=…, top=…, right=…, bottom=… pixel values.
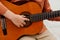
left=3, top=10, right=15, bottom=20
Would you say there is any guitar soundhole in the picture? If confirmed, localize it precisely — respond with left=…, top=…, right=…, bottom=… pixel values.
left=21, top=12, right=32, bottom=28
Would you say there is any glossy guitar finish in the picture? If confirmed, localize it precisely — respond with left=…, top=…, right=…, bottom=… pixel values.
left=0, top=0, right=43, bottom=40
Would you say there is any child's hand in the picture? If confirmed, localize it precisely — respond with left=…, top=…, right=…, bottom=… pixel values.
left=3, top=10, right=29, bottom=28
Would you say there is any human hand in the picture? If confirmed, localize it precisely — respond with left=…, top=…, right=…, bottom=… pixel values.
left=3, top=10, right=29, bottom=27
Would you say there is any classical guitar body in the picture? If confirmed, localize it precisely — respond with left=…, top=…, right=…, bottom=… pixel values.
left=0, top=0, right=43, bottom=40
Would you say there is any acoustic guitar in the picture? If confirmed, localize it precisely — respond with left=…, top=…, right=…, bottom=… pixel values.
left=0, top=0, right=60, bottom=40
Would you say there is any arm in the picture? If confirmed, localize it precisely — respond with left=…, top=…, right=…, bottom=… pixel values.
left=35, top=0, right=60, bottom=21
left=0, top=2, right=29, bottom=27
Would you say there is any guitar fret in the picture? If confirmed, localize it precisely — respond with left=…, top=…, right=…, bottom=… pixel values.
left=31, top=10, right=60, bottom=22
left=43, top=10, right=60, bottom=20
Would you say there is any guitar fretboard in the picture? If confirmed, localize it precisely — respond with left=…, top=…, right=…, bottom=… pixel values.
left=30, top=10, right=60, bottom=22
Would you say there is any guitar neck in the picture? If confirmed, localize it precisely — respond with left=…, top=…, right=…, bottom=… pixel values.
left=31, top=10, right=60, bottom=22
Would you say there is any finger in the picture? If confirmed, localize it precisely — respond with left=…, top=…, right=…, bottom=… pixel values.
left=16, top=21, right=24, bottom=27
left=19, top=23, right=24, bottom=27
left=21, top=21, right=26, bottom=25
left=24, top=18, right=30, bottom=21
left=21, top=15, right=26, bottom=17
